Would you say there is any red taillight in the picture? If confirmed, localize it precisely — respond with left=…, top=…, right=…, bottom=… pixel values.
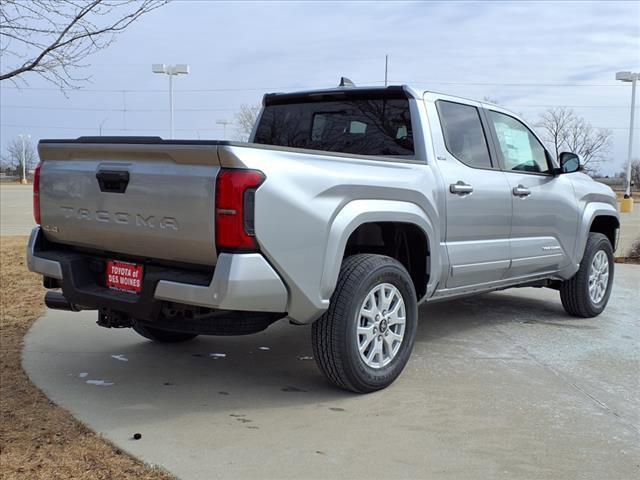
left=215, top=169, right=265, bottom=251
left=33, top=162, right=42, bottom=224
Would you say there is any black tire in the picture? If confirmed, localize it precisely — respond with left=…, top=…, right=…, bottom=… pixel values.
left=560, top=232, right=614, bottom=318
left=312, top=254, right=418, bottom=393
left=132, top=323, right=198, bottom=343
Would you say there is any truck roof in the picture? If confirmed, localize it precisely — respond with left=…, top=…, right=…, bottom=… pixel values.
left=263, top=85, right=415, bottom=106
left=263, top=84, right=502, bottom=111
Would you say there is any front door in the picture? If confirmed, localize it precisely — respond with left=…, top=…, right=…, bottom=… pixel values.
left=485, top=109, right=579, bottom=278
left=429, top=98, right=512, bottom=289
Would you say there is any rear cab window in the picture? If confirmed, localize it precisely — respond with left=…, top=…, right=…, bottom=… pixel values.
left=436, top=100, right=493, bottom=169
left=254, top=89, right=414, bottom=157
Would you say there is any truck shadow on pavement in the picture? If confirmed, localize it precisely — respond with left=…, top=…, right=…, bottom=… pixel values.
left=415, top=289, right=596, bottom=344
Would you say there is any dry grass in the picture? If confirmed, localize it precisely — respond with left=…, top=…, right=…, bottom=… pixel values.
left=0, top=236, right=174, bottom=480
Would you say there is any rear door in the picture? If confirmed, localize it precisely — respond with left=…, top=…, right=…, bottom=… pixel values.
left=484, top=109, right=578, bottom=277
left=425, top=95, right=512, bottom=289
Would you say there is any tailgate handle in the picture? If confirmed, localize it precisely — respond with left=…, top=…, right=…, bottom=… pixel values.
left=96, top=170, right=129, bottom=193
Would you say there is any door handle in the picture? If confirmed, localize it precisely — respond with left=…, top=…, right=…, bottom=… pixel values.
left=96, top=170, right=129, bottom=193
left=512, top=185, right=531, bottom=197
left=450, top=181, right=473, bottom=195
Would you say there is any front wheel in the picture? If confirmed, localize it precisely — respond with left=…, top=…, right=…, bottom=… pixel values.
left=312, top=254, right=418, bottom=393
left=560, top=232, right=614, bottom=318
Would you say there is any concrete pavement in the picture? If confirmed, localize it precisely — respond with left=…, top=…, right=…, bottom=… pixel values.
left=0, top=184, right=34, bottom=236
left=23, top=265, right=640, bottom=480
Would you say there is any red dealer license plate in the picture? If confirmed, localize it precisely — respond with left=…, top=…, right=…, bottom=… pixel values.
left=106, top=260, right=144, bottom=294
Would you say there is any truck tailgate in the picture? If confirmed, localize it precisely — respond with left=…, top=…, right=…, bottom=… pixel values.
left=38, top=140, right=221, bottom=266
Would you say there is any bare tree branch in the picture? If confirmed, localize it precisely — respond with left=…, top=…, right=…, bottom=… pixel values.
left=536, top=107, right=612, bottom=175
left=234, top=104, right=261, bottom=142
left=0, top=0, right=168, bottom=89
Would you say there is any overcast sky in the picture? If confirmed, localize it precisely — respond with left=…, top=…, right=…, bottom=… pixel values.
left=1, top=0, right=638, bottom=174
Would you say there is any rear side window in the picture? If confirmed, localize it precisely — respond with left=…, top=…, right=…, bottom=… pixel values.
left=436, top=100, right=492, bottom=169
left=254, top=97, right=414, bottom=156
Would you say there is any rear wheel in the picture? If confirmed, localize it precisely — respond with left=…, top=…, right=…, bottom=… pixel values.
left=132, top=323, right=198, bottom=343
left=312, top=254, right=418, bottom=393
left=560, top=232, right=614, bottom=318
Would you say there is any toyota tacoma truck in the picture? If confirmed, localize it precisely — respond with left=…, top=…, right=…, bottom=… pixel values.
left=27, top=84, right=620, bottom=393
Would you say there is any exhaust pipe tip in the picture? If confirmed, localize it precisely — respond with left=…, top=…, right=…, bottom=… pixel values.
left=44, top=291, right=81, bottom=312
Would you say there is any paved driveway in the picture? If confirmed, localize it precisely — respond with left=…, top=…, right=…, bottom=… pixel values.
left=23, top=265, right=639, bottom=480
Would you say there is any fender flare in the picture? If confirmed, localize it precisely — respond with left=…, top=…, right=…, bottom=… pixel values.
left=319, top=199, right=440, bottom=302
left=574, top=202, right=620, bottom=263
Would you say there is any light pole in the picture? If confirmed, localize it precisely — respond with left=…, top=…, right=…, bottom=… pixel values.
left=616, top=71, right=638, bottom=207
left=18, top=133, right=30, bottom=184
left=152, top=64, right=190, bottom=139
left=216, top=119, right=232, bottom=138
left=384, top=54, right=388, bottom=87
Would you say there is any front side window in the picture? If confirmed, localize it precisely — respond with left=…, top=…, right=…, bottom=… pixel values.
left=489, top=111, right=550, bottom=174
left=254, top=97, right=414, bottom=156
left=436, top=100, right=492, bottom=169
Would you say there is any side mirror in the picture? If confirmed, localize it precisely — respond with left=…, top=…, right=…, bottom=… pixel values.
left=558, top=152, right=580, bottom=174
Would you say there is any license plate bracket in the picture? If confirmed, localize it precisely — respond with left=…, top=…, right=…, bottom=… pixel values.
left=106, top=260, right=143, bottom=294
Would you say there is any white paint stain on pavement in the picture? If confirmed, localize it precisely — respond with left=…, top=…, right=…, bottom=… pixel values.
left=258, top=347, right=270, bottom=350
left=86, top=380, right=114, bottom=386
left=78, top=372, right=88, bottom=378
left=209, top=353, right=226, bottom=359
left=111, top=354, right=129, bottom=362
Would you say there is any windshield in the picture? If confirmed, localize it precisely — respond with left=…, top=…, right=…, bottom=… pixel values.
left=253, top=97, right=414, bottom=156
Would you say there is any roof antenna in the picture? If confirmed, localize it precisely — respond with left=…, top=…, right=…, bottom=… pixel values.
left=339, top=77, right=355, bottom=88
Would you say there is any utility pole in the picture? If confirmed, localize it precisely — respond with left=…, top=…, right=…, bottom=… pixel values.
left=99, top=117, right=108, bottom=136
left=122, top=91, right=127, bottom=132
left=384, top=54, right=389, bottom=87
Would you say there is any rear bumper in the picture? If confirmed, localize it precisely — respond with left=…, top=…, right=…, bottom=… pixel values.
left=27, top=228, right=63, bottom=280
left=26, top=226, right=288, bottom=318
left=154, top=254, right=288, bottom=312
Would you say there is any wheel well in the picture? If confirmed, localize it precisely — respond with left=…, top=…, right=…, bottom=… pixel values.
left=344, top=222, right=429, bottom=298
left=590, top=215, right=619, bottom=248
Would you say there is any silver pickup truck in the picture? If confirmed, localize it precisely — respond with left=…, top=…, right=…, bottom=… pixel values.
left=27, top=84, right=620, bottom=392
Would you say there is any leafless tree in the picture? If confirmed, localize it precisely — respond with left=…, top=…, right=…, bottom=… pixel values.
left=536, top=107, right=612, bottom=174
left=0, top=0, right=168, bottom=89
left=234, top=104, right=261, bottom=141
left=618, top=159, right=640, bottom=189
left=536, top=107, right=574, bottom=160
left=1, top=136, right=38, bottom=175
